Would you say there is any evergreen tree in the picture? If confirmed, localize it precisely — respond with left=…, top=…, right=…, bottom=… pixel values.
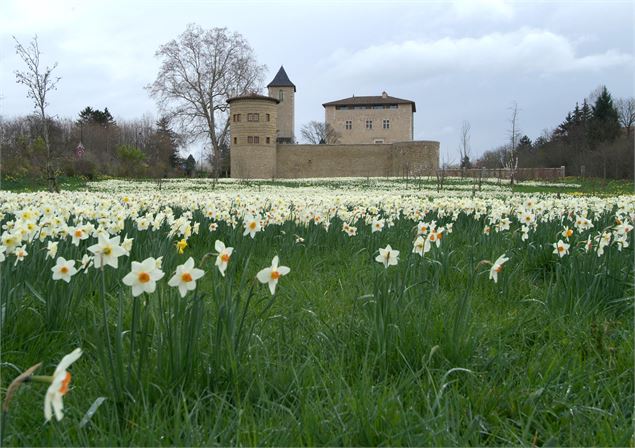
left=77, top=107, right=116, bottom=126
left=517, top=135, right=532, bottom=152
left=185, top=154, right=196, bottom=176
left=590, top=86, right=620, bottom=144
left=154, top=116, right=180, bottom=169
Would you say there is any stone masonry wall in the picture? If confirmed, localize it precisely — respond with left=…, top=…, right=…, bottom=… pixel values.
left=274, top=141, right=439, bottom=179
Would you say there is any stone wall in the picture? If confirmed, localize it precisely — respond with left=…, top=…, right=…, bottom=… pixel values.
left=274, top=141, right=439, bottom=179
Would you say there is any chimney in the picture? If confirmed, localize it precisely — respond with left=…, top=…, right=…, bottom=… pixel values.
left=382, top=91, right=388, bottom=98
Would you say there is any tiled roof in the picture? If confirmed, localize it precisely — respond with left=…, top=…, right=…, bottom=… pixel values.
left=267, top=66, right=296, bottom=92
left=322, top=94, right=416, bottom=112
left=227, top=94, right=280, bottom=104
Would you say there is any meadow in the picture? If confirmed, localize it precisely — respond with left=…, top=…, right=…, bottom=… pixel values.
left=0, top=177, right=633, bottom=446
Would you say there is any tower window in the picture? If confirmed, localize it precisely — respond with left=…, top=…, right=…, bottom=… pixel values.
left=383, top=119, right=390, bottom=129
left=266, top=137, right=270, bottom=144
left=345, top=120, right=352, bottom=130
left=266, top=113, right=270, bottom=122
left=233, top=114, right=241, bottom=122
left=365, top=120, right=373, bottom=129
left=247, top=113, right=259, bottom=122
left=233, top=137, right=237, bottom=144
left=279, top=90, right=283, bottom=101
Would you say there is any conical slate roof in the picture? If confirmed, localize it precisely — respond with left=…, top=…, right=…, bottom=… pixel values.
left=267, top=66, right=296, bottom=92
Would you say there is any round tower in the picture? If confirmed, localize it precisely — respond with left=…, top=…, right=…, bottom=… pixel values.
left=227, top=94, right=279, bottom=179
left=267, top=66, right=296, bottom=144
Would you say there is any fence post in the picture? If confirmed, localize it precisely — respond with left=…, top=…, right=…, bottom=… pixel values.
left=560, top=165, right=565, bottom=178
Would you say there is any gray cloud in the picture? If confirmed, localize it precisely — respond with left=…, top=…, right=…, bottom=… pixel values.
left=323, top=28, right=633, bottom=83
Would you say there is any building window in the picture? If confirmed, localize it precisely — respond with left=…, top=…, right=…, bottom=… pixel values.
left=233, top=137, right=237, bottom=144
left=247, top=136, right=253, bottom=144
left=389, top=104, right=398, bottom=109
left=247, top=113, right=259, bottom=122
left=279, top=90, right=283, bottom=101
left=374, top=139, right=384, bottom=144
left=365, top=120, right=373, bottom=129
left=266, top=113, right=270, bottom=122
left=233, top=114, right=241, bottom=122
left=345, top=120, right=352, bottom=130
left=266, top=137, right=270, bottom=144
left=254, top=136, right=259, bottom=144
left=383, top=119, right=390, bottom=129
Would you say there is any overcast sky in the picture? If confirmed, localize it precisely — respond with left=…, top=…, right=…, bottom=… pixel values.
left=1, top=0, right=633, bottom=162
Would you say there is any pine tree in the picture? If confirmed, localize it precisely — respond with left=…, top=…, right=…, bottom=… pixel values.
left=77, top=107, right=116, bottom=126
left=590, top=86, right=620, bottom=145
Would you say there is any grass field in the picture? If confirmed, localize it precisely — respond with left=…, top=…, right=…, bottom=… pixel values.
left=0, top=177, right=633, bottom=446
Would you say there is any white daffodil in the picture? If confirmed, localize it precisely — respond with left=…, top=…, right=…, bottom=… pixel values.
left=256, top=255, right=290, bottom=295
left=51, top=257, right=78, bottom=283
left=121, top=235, right=134, bottom=255
left=122, top=257, right=165, bottom=297
left=2, top=231, right=20, bottom=254
left=14, top=246, right=28, bottom=265
left=168, top=257, right=205, bottom=298
left=376, top=244, right=399, bottom=269
left=412, top=235, right=426, bottom=257
left=46, top=241, right=58, bottom=259
left=79, top=254, right=94, bottom=273
left=417, top=221, right=430, bottom=235
left=44, top=348, right=82, bottom=421
left=69, top=226, right=88, bottom=246
left=342, top=223, right=357, bottom=237
left=371, top=217, right=385, bottom=233
left=552, top=239, right=570, bottom=258
left=489, top=254, right=509, bottom=283
left=243, top=215, right=261, bottom=239
left=87, top=235, right=127, bottom=269
left=214, top=240, right=233, bottom=277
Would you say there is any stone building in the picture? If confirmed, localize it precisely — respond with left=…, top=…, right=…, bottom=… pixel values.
left=267, top=66, right=295, bottom=144
left=323, top=92, right=415, bottom=144
left=228, top=66, right=439, bottom=179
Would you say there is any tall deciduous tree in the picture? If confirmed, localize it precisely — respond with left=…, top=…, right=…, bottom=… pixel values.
left=14, top=35, right=60, bottom=192
left=458, top=120, right=472, bottom=169
left=500, top=101, right=521, bottom=184
left=300, top=121, right=340, bottom=144
left=616, top=97, right=635, bottom=137
left=147, top=24, right=266, bottom=177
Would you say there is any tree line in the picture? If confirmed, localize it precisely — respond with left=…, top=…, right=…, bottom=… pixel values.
left=474, top=87, right=634, bottom=180
left=0, top=107, right=199, bottom=181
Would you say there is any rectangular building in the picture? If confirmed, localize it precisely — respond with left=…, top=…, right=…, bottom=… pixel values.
left=323, top=92, right=415, bottom=144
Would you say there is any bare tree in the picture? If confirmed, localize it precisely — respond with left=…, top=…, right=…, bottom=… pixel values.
left=458, top=120, right=472, bottom=169
left=147, top=24, right=266, bottom=178
left=500, top=101, right=521, bottom=184
left=14, top=35, right=60, bottom=192
left=300, top=121, right=340, bottom=144
left=616, top=97, right=635, bottom=137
